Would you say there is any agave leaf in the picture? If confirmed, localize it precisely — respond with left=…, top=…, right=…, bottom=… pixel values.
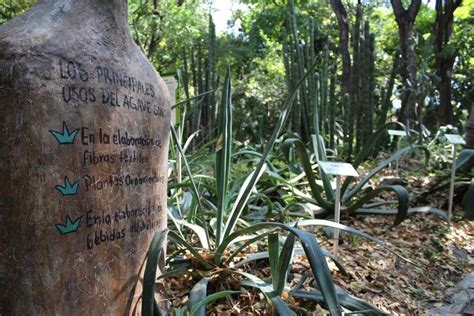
left=275, top=232, right=296, bottom=295
left=172, top=306, right=187, bottom=316
left=280, top=202, right=315, bottom=219
left=362, top=200, right=398, bottom=208
left=183, top=129, right=201, bottom=154
left=219, top=221, right=381, bottom=266
left=292, top=138, right=333, bottom=209
left=343, top=145, right=430, bottom=202
left=462, top=179, right=474, bottom=219
left=189, top=290, right=239, bottom=316
left=215, top=67, right=233, bottom=245
left=355, top=206, right=448, bottom=221
left=221, top=164, right=267, bottom=246
left=168, top=231, right=214, bottom=270
left=188, top=278, right=209, bottom=316
left=170, top=124, right=204, bottom=222
left=268, top=234, right=280, bottom=289
left=226, top=177, right=247, bottom=201
left=218, top=221, right=417, bottom=266
left=283, top=227, right=341, bottom=315
left=347, top=185, right=409, bottom=226
left=221, top=62, right=318, bottom=242
left=234, top=250, right=285, bottom=267
left=174, top=219, right=210, bottom=250
left=311, top=134, right=327, bottom=162
left=244, top=221, right=428, bottom=313
left=281, top=136, right=303, bottom=174
left=284, top=138, right=333, bottom=209
left=320, top=247, right=348, bottom=276
left=292, top=289, right=389, bottom=315
left=224, top=229, right=277, bottom=266
left=248, top=192, right=274, bottom=217
left=220, top=223, right=340, bottom=314
left=232, top=149, right=278, bottom=171
left=341, top=122, right=411, bottom=194
left=142, top=230, right=168, bottom=316
left=456, top=149, right=474, bottom=171
left=264, top=169, right=296, bottom=187
left=353, top=122, right=411, bottom=168
left=237, top=271, right=297, bottom=316
left=167, top=208, right=185, bottom=240
left=217, top=220, right=418, bottom=313
left=311, top=134, right=335, bottom=202
left=289, top=271, right=309, bottom=295
left=288, top=169, right=310, bottom=184
left=157, top=266, right=193, bottom=280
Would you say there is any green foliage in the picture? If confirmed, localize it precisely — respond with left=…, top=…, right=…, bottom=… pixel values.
left=128, top=0, right=208, bottom=73
left=452, top=0, right=474, bottom=111
left=142, top=230, right=168, bottom=316
left=161, top=65, right=422, bottom=314
left=282, top=122, right=430, bottom=225
left=0, top=0, right=34, bottom=24
left=2, top=0, right=472, bottom=313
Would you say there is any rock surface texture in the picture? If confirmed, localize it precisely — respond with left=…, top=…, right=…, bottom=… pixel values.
left=0, top=0, right=170, bottom=314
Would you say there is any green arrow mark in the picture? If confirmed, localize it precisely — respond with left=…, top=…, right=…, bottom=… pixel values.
left=56, top=215, right=81, bottom=235
left=55, top=176, right=79, bottom=196
left=49, top=121, right=79, bottom=144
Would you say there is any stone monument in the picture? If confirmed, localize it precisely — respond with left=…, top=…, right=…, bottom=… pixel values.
left=0, top=0, right=170, bottom=314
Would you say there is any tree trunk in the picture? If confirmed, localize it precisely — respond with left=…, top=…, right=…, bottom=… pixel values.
left=0, top=0, right=170, bottom=314
left=438, top=59, right=455, bottom=125
left=391, top=0, right=421, bottom=128
left=466, top=103, right=474, bottom=147
left=464, top=103, right=474, bottom=172
left=330, top=0, right=351, bottom=96
left=434, top=0, right=462, bottom=126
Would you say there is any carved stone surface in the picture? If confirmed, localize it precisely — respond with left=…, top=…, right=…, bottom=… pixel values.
left=0, top=0, right=170, bottom=314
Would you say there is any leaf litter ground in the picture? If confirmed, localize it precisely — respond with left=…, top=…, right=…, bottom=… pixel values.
left=162, top=169, right=473, bottom=315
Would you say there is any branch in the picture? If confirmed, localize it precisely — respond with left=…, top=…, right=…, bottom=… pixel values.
left=390, top=0, right=406, bottom=18
left=446, top=0, right=463, bottom=16
left=407, top=0, right=422, bottom=21
left=330, top=0, right=349, bottom=27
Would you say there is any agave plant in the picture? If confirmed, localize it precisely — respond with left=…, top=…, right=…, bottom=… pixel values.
left=281, top=123, right=432, bottom=226
left=141, top=66, right=418, bottom=316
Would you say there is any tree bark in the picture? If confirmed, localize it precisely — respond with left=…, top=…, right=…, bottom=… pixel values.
left=390, top=0, right=421, bottom=128
left=463, top=103, right=474, bottom=172
left=466, top=103, right=474, bottom=148
left=330, top=0, right=351, bottom=96
left=434, top=0, right=462, bottom=126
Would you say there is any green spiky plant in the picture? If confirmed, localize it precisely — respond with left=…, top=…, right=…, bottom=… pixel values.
left=282, top=124, right=432, bottom=225
left=142, top=66, right=419, bottom=316
left=278, top=0, right=436, bottom=224
left=179, top=15, right=218, bottom=147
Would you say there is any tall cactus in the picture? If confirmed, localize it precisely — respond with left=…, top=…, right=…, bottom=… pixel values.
left=361, top=21, right=373, bottom=146
left=283, top=0, right=337, bottom=145
left=367, top=32, right=376, bottom=142
left=376, top=52, right=400, bottom=152
left=347, top=5, right=377, bottom=159
left=346, top=5, right=362, bottom=159
left=328, top=67, right=337, bottom=149
left=177, top=15, right=218, bottom=146
left=284, top=0, right=304, bottom=140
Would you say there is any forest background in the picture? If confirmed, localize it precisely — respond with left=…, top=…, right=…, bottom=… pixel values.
left=1, top=0, right=472, bottom=147
left=1, top=0, right=474, bottom=314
